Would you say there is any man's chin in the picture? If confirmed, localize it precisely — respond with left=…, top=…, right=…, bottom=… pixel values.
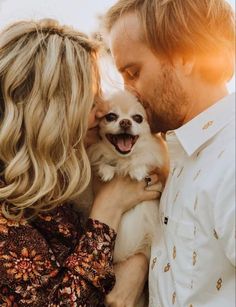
left=147, top=112, right=164, bottom=133
left=148, top=114, right=172, bottom=134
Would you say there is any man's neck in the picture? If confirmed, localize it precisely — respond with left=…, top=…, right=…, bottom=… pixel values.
left=183, top=83, right=229, bottom=124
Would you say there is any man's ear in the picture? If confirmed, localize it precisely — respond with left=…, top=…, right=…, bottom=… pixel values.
left=172, top=54, right=196, bottom=76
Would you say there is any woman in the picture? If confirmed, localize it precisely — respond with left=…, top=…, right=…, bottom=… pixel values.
left=0, top=19, right=159, bottom=306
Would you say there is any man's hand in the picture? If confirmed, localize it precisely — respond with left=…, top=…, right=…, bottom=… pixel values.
left=105, top=253, right=148, bottom=307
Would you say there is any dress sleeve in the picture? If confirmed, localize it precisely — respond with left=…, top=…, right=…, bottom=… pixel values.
left=0, top=205, right=116, bottom=306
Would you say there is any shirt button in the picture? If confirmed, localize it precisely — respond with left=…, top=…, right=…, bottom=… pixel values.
left=157, top=251, right=162, bottom=256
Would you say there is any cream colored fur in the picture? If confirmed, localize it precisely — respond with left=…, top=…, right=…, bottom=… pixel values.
left=88, top=91, right=167, bottom=263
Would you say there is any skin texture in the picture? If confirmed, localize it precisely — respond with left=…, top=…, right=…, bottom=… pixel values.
left=109, top=13, right=229, bottom=133
left=105, top=253, right=148, bottom=307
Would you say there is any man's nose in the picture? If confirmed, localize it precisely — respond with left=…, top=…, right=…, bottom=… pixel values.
left=119, top=119, right=132, bottom=129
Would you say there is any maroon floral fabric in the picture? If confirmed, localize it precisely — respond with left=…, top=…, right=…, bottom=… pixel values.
left=0, top=203, right=116, bottom=306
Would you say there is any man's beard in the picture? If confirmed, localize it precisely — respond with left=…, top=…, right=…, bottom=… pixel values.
left=146, top=65, right=189, bottom=134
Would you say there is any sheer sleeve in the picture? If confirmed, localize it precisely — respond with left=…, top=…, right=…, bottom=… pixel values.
left=0, top=204, right=116, bottom=306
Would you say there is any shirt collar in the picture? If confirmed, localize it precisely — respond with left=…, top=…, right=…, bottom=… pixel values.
left=167, top=93, right=235, bottom=157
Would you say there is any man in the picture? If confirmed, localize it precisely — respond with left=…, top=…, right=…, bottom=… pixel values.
left=104, top=0, right=235, bottom=306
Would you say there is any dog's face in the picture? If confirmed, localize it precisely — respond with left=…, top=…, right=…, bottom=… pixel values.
left=99, top=91, right=151, bottom=156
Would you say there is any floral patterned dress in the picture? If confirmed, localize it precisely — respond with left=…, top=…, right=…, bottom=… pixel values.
left=0, top=203, right=116, bottom=306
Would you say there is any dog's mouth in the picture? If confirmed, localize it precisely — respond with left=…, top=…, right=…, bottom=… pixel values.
left=106, top=133, right=139, bottom=154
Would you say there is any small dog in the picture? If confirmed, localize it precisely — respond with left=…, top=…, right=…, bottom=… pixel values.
left=88, top=90, right=168, bottom=264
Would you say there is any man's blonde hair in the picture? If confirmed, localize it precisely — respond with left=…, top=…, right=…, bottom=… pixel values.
left=0, top=19, right=100, bottom=219
left=104, top=0, right=235, bottom=82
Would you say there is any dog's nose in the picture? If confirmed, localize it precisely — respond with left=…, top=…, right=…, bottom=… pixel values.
left=119, top=119, right=132, bottom=129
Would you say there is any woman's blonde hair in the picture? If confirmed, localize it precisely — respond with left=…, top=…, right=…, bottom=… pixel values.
left=0, top=19, right=101, bottom=219
left=104, top=0, right=235, bottom=83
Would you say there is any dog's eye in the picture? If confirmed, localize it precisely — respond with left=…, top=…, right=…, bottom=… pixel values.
left=132, top=114, right=143, bottom=123
left=105, top=113, right=118, bottom=122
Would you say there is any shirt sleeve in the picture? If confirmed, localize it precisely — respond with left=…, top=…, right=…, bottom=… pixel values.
left=0, top=206, right=116, bottom=306
left=213, top=166, right=235, bottom=266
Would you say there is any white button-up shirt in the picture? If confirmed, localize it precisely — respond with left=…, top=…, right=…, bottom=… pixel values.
left=149, top=93, right=235, bottom=307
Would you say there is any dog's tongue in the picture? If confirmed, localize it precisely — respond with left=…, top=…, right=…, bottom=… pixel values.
left=117, top=136, right=132, bottom=152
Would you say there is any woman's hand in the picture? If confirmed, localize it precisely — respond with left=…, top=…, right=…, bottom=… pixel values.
left=105, top=253, right=148, bottom=307
left=90, top=174, right=160, bottom=231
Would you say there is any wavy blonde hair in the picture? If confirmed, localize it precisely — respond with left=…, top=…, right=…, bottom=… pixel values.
left=0, top=19, right=101, bottom=219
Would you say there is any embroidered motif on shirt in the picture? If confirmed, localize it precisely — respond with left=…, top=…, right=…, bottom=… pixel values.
left=192, top=251, right=197, bottom=266
left=164, top=263, right=170, bottom=272
left=173, top=246, right=176, bottom=259
left=173, top=191, right=180, bottom=203
left=196, top=150, right=201, bottom=158
left=214, top=229, right=219, bottom=239
left=216, top=278, right=223, bottom=290
left=190, top=280, right=194, bottom=289
left=177, top=167, right=184, bottom=178
left=217, top=150, right=225, bottom=159
left=156, top=95, right=235, bottom=307
left=193, top=170, right=201, bottom=181
left=172, top=167, right=177, bottom=176
left=172, top=292, right=176, bottom=304
left=151, top=257, right=157, bottom=270
left=202, top=120, right=214, bottom=130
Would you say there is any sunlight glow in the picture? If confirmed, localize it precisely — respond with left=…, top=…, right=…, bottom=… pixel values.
left=0, top=0, right=235, bottom=92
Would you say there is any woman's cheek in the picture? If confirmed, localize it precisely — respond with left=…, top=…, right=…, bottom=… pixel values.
left=88, top=111, right=96, bottom=129
left=84, top=127, right=100, bottom=149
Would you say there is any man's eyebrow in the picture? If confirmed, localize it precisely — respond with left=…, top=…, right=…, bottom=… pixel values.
left=118, top=63, right=136, bottom=73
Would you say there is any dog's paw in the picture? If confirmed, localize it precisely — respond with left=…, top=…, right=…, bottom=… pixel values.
left=129, top=167, right=148, bottom=181
left=98, top=165, right=115, bottom=182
